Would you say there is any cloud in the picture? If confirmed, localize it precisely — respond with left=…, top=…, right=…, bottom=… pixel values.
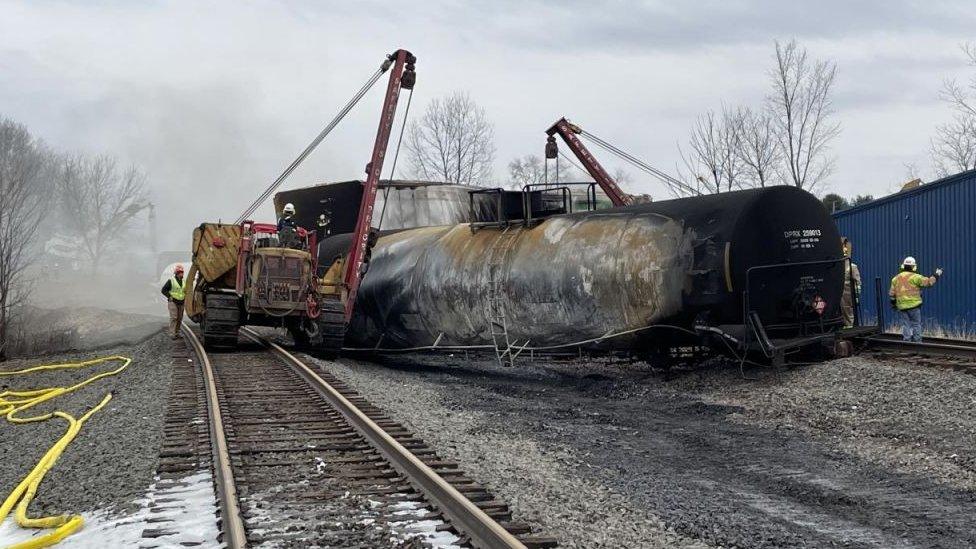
left=2, top=0, right=975, bottom=249
left=461, top=0, right=976, bottom=53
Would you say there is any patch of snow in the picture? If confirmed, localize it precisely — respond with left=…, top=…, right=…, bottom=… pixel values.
left=0, top=470, right=222, bottom=549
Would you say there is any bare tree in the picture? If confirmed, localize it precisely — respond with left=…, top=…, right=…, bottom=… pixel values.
left=932, top=114, right=976, bottom=176
left=941, top=42, right=976, bottom=118
left=904, top=161, right=921, bottom=182
left=679, top=107, right=744, bottom=194
left=718, top=107, right=746, bottom=191
left=404, top=91, right=496, bottom=185
left=508, top=154, right=546, bottom=189
left=768, top=39, right=840, bottom=191
left=56, top=154, right=149, bottom=273
left=0, top=118, right=47, bottom=360
left=611, top=167, right=633, bottom=187
left=932, top=43, right=976, bottom=177
left=737, top=107, right=782, bottom=187
left=679, top=110, right=722, bottom=194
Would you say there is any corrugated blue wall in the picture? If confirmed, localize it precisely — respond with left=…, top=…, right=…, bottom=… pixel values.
left=832, top=170, right=976, bottom=334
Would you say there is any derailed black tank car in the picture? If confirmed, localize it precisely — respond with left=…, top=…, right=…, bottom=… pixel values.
left=315, top=185, right=847, bottom=363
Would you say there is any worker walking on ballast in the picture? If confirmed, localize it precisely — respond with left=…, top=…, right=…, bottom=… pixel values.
left=161, top=264, right=186, bottom=339
left=889, top=256, right=942, bottom=342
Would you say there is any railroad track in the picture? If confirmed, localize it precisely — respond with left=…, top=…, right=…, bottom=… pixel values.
left=861, top=333, right=976, bottom=373
left=164, top=325, right=553, bottom=548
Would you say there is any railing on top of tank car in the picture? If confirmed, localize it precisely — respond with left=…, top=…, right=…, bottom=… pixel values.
left=521, top=184, right=569, bottom=225
left=740, top=256, right=866, bottom=359
left=521, top=182, right=600, bottom=224
left=468, top=188, right=508, bottom=226
left=467, top=183, right=602, bottom=228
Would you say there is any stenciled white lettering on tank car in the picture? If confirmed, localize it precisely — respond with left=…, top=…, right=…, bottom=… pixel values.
left=783, top=228, right=822, bottom=250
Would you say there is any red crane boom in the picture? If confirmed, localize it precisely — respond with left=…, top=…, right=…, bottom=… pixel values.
left=341, top=49, right=416, bottom=319
left=545, top=117, right=631, bottom=207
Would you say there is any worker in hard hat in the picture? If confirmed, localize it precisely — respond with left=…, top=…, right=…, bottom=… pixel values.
left=889, top=257, right=943, bottom=342
left=277, top=203, right=298, bottom=232
left=315, top=211, right=332, bottom=241
left=161, top=264, right=186, bottom=339
left=840, top=237, right=862, bottom=328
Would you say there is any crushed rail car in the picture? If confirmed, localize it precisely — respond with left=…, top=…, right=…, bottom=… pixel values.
left=302, top=184, right=849, bottom=364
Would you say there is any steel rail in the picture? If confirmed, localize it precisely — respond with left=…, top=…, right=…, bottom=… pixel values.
left=240, top=327, right=526, bottom=549
left=862, top=333, right=976, bottom=360
left=181, top=324, right=248, bottom=549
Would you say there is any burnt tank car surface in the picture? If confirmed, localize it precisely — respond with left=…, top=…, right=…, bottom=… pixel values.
left=318, top=186, right=845, bottom=359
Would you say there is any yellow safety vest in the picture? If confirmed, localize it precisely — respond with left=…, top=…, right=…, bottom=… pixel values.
left=169, top=276, right=185, bottom=301
left=889, top=271, right=933, bottom=311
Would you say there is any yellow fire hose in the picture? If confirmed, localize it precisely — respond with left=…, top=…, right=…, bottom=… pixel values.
left=0, top=355, right=132, bottom=549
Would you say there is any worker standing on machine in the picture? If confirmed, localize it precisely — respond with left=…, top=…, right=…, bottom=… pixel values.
left=889, top=256, right=942, bottom=342
left=840, top=237, right=862, bottom=328
left=277, top=202, right=301, bottom=248
left=277, top=203, right=298, bottom=231
left=316, top=211, right=331, bottom=241
left=161, top=264, right=186, bottom=339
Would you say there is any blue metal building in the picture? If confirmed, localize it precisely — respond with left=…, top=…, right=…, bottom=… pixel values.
left=832, top=170, right=976, bottom=334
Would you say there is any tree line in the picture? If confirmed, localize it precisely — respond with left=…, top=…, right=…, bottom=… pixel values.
left=933, top=43, right=976, bottom=177
left=0, top=116, right=148, bottom=359
left=400, top=40, right=843, bottom=196
left=678, top=39, right=840, bottom=195
left=402, top=40, right=976, bottom=198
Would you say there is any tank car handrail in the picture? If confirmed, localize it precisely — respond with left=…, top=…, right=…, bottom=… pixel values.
left=522, top=182, right=599, bottom=214
left=743, top=256, right=847, bottom=277
left=521, top=184, right=571, bottom=224
left=468, top=187, right=508, bottom=225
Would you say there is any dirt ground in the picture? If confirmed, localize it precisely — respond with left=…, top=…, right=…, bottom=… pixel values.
left=6, top=305, right=166, bottom=358
left=305, top=350, right=976, bottom=549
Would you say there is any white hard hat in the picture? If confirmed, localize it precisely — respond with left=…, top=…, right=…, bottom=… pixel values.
left=903, top=256, right=916, bottom=267
left=283, top=203, right=295, bottom=215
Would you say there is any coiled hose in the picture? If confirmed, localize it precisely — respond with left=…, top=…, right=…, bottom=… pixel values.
left=0, top=355, right=132, bottom=548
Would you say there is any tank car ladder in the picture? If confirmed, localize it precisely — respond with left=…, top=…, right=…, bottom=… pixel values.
left=483, top=226, right=524, bottom=366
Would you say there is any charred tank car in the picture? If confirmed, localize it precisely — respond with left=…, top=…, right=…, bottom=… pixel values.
left=311, top=185, right=846, bottom=363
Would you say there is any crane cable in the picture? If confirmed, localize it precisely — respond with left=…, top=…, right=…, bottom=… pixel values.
left=376, top=86, right=415, bottom=231
left=544, top=153, right=582, bottom=187
left=236, top=61, right=391, bottom=224
left=577, top=129, right=700, bottom=196
left=557, top=151, right=586, bottom=176
left=0, top=355, right=133, bottom=549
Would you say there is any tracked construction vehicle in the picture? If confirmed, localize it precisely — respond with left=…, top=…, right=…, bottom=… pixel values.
left=184, top=221, right=345, bottom=349
left=185, top=49, right=417, bottom=352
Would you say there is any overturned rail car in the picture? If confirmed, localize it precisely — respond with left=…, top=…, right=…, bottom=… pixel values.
left=309, top=185, right=847, bottom=362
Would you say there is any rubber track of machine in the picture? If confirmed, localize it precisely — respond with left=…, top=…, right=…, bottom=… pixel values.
left=203, top=293, right=240, bottom=349
left=317, top=298, right=346, bottom=356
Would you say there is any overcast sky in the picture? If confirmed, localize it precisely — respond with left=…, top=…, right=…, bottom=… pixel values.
left=3, top=1, right=975, bottom=250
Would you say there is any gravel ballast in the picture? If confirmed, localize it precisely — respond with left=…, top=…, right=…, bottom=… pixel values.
left=668, top=354, right=976, bottom=492
left=307, top=354, right=710, bottom=549
left=304, top=351, right=976, bottom=548
left=0, top=331, right=174, bottom=522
